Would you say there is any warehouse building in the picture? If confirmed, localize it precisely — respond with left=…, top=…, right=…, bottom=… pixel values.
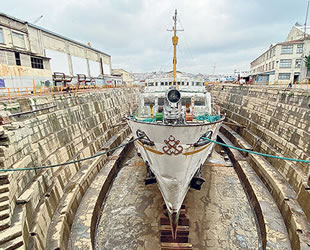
left=250, top=24, right=310, bottom=84
left=112, top=69, right=134, bottom=85
left=0, top=12, right=112, bottom=89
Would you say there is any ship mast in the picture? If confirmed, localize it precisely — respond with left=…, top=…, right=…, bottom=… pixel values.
left=172, top=9, right=178, bottom=85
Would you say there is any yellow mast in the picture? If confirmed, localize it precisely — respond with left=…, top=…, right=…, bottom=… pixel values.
left=171, top=9, right=178, bottom=86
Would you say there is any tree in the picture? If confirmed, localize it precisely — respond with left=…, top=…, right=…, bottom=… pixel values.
left=305, top=54, right=310, bottom=71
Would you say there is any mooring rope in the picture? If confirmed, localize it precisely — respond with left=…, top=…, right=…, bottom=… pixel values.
left=0, top=136, right=143, bottom=172
left=202, top=137, right=310, bottom=164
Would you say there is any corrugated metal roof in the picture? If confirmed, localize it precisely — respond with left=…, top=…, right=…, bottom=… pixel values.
left=0, top=12, right=110, bottom=57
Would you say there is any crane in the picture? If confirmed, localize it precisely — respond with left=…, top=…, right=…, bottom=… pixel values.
left=30, top=15, right=43, bottom=24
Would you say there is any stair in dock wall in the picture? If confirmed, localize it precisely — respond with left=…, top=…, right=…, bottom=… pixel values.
left=0, top=226, right=23, bottom=250
left=0, top=173, right=11, bottom=233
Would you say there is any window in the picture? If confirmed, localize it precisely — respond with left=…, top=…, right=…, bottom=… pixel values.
left=281, top=45, right=293, bottom=54
left=12, top=32, right=25, bottom=48
left=158, top=98, right=165, bottom=105
left=279, top=59, right=292, bottom=68
left=278, top=73, right=291, bottom=80
left=0, top=29, right=4, bottom=44
left=31, top=57, right=44, bottom=69
left=272, top=61, right=275, bottom=69
left=181, top=97, right=191, bottom=106
left=295, top=59, right=301, bottom=68
left=15, top=52, right=21, bottom=66
left=148, top=82, right=154, bottom=86
left=296, top=44, right=303, bottom=54
left=194, top=97, right=205, bottom=106
left=160, top=82, right=164, bottom=86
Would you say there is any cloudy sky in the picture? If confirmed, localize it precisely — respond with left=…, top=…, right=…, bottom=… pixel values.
left=2, top=0, right=309, bottom=74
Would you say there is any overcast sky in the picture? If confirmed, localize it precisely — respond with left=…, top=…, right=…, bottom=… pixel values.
left=2, top=0, right=309, bottom=74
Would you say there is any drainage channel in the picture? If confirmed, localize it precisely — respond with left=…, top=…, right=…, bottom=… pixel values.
left=92, top=143, right=262, bottom=249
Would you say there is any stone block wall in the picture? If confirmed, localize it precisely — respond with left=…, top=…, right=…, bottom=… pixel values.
left=210, top=85, right=310, bottom=223
left=0, top=88, right=139, bottom=249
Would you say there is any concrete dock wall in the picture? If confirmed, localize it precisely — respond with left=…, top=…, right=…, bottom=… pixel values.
left=0, top=88, right=139, bottom=249
left=211, top=85, right=310, bottom=248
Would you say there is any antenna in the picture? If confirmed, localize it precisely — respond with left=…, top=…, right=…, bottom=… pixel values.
left=32, top=15, right=43, bottom=24
left=167, top=10, right=184, bottom=86
left=304, top=1, right=310, bottom=39
left=212, top=65, right=216, bottom=77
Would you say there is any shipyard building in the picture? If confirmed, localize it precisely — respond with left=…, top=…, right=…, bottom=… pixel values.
left=0, top=12, right=112, bottom=89
left=250, top=24, right=310, bottom=84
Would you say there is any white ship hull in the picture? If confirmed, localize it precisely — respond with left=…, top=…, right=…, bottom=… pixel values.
left=127, top=119, right=223, bottom=214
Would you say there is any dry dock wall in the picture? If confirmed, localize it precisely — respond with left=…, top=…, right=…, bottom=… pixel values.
left=0, top=88, right=138, bottom=249
left=210, top=85, right=310, bottom=249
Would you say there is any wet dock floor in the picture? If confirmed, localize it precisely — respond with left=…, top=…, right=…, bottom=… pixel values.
left=94, top=146, right=260, bottom=250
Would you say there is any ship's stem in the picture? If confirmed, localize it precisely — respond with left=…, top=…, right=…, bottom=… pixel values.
left=168, top=210, right=180, bottom=240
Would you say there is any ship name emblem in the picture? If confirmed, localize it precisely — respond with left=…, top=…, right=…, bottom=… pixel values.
left=163, top=135, right=183, bottom=155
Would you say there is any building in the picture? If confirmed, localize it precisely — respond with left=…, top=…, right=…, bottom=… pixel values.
left=111, top=69, right=134, bottom=85
left=250, top=24, right=310, bottom=84
left=0, top=12, right=112, bottom=89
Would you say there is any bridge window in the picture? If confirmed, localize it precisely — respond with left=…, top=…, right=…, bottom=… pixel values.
left=181, top=97, right=191, bottom=106
left=158, top=97, right=165, bottom=105
left=194, top=97, right=205, bottom=106
left=144, top=97, right=155, bottom=106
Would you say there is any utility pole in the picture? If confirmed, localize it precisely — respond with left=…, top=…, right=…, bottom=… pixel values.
left=304, top=1, right=309, bottom=39
left=302, top=1, right=310, bottom=83
left=212, top=65, right=216, bottom=79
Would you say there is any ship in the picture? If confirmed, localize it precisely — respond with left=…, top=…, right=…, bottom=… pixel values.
left=127, top=10, right=225, bottom=239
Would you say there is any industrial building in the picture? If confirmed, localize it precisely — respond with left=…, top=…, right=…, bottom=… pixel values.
left=250, top=24, right=310, bottom=84
left=112, top=68, right=134, bottom=85
left=0, top=12, right=112, bottom=89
